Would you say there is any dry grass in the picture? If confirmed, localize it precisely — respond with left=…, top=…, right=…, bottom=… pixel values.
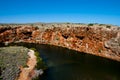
left=0, top=46, right=29, bottom=80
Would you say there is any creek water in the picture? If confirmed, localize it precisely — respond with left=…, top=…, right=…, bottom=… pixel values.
left=2, top=43, right=120, bottom=80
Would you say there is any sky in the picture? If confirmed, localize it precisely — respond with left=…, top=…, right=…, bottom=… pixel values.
left=0, top=0, right=120, bottom=25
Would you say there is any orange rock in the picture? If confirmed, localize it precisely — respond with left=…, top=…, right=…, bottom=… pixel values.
left=0, top=25, right=119, bottom=62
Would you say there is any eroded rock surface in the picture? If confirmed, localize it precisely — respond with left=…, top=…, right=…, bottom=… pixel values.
left=0, top=24, right=120, bottom=61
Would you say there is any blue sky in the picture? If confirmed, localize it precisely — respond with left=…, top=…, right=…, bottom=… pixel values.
left=0, top=0, right=120, bottom=25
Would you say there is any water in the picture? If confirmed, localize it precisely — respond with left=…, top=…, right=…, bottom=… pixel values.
left=2, top=43, right=120, bottom=80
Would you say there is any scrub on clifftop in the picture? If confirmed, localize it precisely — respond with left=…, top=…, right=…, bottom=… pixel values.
left=0, top=46, right=29, bottom=80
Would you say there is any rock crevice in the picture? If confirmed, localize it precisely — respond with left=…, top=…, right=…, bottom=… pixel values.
left=0, top=24, right=120, bottom=61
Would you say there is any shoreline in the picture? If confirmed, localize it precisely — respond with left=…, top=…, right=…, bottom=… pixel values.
left=18, top=49, right=37, bottom=80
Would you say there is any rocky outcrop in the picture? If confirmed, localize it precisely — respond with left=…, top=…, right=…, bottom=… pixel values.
left=0, top=24, right=120, bottom=62
left=105, top=32, right=120, bottom=57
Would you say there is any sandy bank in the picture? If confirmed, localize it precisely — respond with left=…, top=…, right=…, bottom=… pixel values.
left=18, top=49, right=37, bottom=80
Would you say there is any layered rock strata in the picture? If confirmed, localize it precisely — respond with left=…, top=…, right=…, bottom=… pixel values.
left=0, top=24, right=120, bottom=61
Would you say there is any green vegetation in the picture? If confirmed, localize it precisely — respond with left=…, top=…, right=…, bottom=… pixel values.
left=0, top=46, right=46, bottom=80
left=99, top=24, right=105, bottom=26
left=30, top=24, right=34, bottom=27
left=56, top=37, right=60, bottom=40
left=98, top=48, right=102, bottom=53
left=88, top=23, right=94, bottom=26
left=30, top=48, right=47, bottom=70
left=30, top=48, right=47, bottom=80
left=106, top=25, right=111, bottom=28
left=0, top=46, right=29, bottom=80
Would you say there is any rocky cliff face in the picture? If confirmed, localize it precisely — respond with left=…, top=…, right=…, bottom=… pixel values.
left=0, top=24, right=120, bottom=61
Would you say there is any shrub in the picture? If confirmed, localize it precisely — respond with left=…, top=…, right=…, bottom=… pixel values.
left=88, top=23, right=94, bottom=26
left=30, top=48, right=47, bottom=70
left=30, top=24, right=34, bottom=27
left=99, top=24, right=104, bottom=26
left=106, top=25, right=111, bottom=28
left=98, top=49, right=102, bottom=53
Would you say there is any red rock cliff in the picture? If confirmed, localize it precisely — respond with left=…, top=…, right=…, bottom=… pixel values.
left=0, top=24, right=120, bottom=61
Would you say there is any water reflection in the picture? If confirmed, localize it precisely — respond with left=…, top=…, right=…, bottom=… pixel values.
left=36, top=44, right=120, bottom=80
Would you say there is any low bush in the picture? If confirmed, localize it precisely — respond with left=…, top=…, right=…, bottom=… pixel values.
left=106, top=25, right=111, bottom=28
left=30, top=48, right=47, bottom=70
left=88, top=23, right=94, bottom=26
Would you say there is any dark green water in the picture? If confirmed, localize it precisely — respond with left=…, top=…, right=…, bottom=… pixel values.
left=2, top=43, right=120, bottom=80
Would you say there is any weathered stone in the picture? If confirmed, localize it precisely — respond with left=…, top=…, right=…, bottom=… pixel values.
left=0, top=24, right=120, bottom=61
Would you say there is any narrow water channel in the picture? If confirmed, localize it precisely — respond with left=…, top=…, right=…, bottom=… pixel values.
left=3, top=43, right=120, bottom=80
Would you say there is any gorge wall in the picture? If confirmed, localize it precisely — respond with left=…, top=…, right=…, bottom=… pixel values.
left=0, top=23, right=120, bottom=62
